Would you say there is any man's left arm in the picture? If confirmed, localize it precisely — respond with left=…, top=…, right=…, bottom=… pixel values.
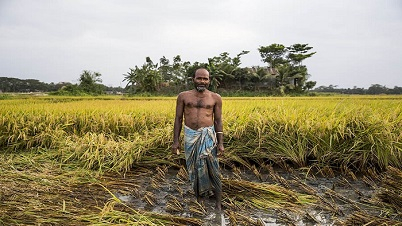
left=214, top=94, right=224, bottom=156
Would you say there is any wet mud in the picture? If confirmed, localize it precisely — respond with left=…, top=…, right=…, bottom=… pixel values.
left=104, top=165, right=399, bottom=226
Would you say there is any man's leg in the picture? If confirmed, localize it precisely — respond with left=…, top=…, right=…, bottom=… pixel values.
left=206, top=153, right=222, bottom=211
left=215, top=189, right=222, bottom=211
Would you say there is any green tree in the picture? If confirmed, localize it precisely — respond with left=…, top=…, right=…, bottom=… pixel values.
left=205, top=58, right=223, bottom=92
left=275, top=64, right=293, bottom=94
left=287, top=44, right=316, bottom=66
left=158, top=55, right=190, bottom=85
left=123, top=57, right=162, bottom=93
left=258, top=44, right=287, bottom=68
left=232, top=67, right=252, bottom=90
left=258, top=43, right=316, bottom=94
left=159, top=56, right=172, bottom=82
left=78, top=70, right=104, bottom=94
left=367, top=84, right=388, bottom=94
left=389, top=86, right=402, bottom=94
left=202, top=51, right=249, bottom=90
left=304, top=81, right=317, bottom=91
left=247, top=66, right=275, bottom=91
left=171, top=55, right=191, bottom=86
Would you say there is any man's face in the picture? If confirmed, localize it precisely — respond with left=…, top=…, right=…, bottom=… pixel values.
left=193, top=70, right=210, bottom=92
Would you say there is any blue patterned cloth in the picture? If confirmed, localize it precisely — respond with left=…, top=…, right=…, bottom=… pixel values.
left=184, top=125, right=222, bottom=197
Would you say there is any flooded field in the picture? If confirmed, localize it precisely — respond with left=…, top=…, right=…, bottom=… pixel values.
left=104, top=165, right=400, bottom=225
left=1, top=151, right=401, bottom=225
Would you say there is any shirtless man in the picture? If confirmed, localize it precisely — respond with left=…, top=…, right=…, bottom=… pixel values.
left=172, top=68, right=224, bottom=211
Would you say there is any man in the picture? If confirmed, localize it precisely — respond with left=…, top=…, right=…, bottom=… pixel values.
left=172, top=68, right=224, bottom=211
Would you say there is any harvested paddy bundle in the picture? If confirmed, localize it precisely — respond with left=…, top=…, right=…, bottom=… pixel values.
left=222, top=178, right=316, bottom=211
left=343, top=211, right=402, bottom=226
left=82, top=200, right=203, bottom=225
left=142, top=191, right=157, bottom=206
left=226, top=210, right=265, bottom=226
left=377, top=166, right=402, bottom=215
left=382, top=166, right=402, bottom=193
left=83, top=184, right=204, bottom=225
left=150, top=166, right=168, bottom=189
left=188, top=199, right=208, bottom=216
left=165, top=194, right=184, bottom=213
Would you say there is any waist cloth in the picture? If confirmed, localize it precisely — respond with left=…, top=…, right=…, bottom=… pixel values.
left=184, top=125, right=222, bottom=197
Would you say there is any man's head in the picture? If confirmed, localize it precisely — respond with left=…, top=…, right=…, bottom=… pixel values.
left=193, top=68, right=210, bottom=92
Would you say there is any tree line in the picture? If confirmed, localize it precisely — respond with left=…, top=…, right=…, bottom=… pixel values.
left=314, top=84, right=402, bottom=95
left=1, top=43, right=319, bottom=96
left=2, top=43, right=400, bottom=96
left=0, top=75, right=123, bottom=95
left=3, top=75, right=400, bottom=95
left=122, top=43, right=317, bottom=95
left=0, top=77, right=65, bottom=93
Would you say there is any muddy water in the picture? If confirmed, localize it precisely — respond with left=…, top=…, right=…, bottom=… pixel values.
left=113, top=167, right=379, bottom=226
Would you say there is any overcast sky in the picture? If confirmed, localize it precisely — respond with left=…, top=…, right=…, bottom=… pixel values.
left=1, top=0, right=401, bottom=88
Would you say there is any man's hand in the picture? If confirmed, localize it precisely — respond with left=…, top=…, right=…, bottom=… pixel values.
left=172, top=142, right=180, bottom=155
left=217, top=144, right=224, bottom=157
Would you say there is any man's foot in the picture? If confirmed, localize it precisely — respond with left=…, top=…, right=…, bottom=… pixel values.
left=197, top=196, right=205, bottom=205
left=215, top=201, right=222, bottom=211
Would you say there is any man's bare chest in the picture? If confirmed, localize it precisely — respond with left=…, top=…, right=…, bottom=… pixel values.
left=185, top=98, right=215, bottom=109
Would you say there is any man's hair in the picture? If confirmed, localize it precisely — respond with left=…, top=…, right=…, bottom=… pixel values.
left=193, top=68, right=209, bottom=78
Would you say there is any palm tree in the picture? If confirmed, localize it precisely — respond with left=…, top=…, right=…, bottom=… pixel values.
left=123, top=57, right=162, bottom=93
left=123, top=67, right=140, bottom=93
left=206, top=58, right=223, bottom=92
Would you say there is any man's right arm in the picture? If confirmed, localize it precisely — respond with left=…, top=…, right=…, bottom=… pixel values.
left=172, top=93, right=184, bottom=154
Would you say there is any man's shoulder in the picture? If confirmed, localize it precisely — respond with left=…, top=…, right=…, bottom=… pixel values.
left=210, top=91, right=222, bottom=99
left=178, top=90, right=193, bottom=97
left=177, top=90, right=194, bottom=101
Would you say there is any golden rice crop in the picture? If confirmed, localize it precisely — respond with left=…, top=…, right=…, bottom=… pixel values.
left=1, top=95, right=401, bottom=173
